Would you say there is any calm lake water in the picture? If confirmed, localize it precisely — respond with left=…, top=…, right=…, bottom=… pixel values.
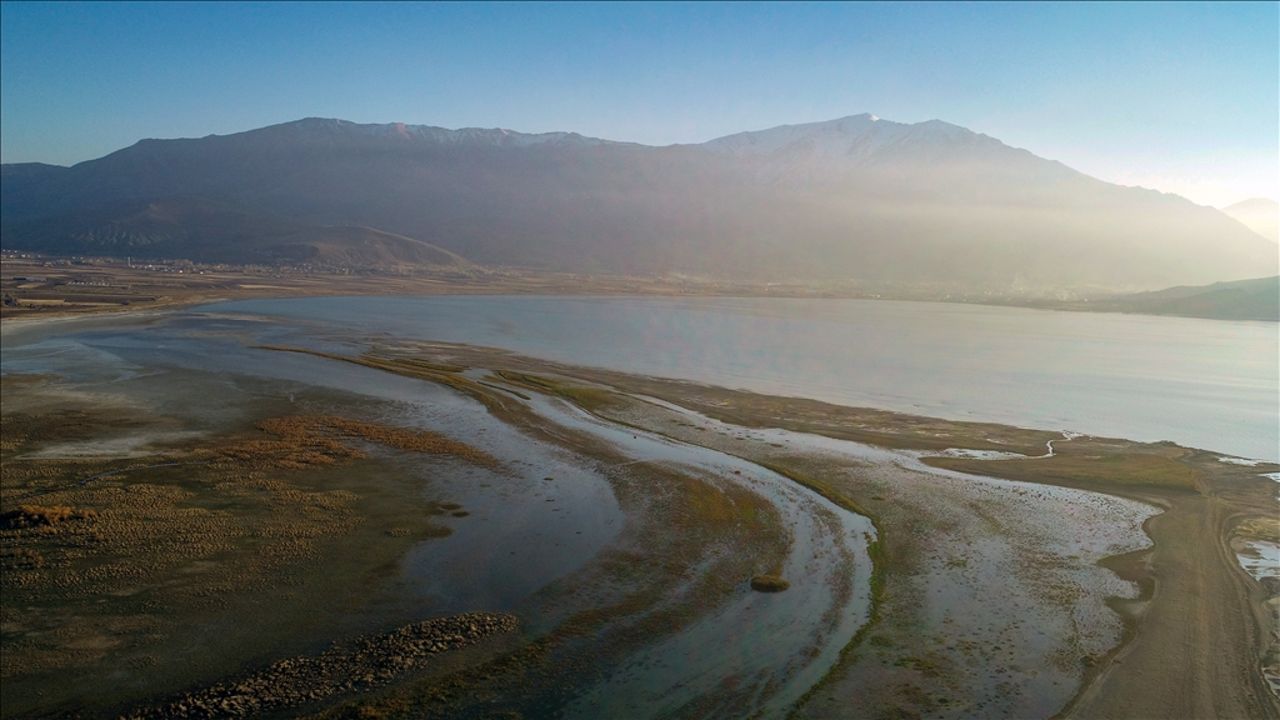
left=201, top=295, right=1279, bottom=461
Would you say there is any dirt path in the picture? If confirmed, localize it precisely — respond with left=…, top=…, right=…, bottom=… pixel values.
left=1065, top=491, right=1279, bottom=720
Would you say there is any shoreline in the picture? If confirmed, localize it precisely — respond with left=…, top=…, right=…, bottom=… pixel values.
left=464, top=342, right=1280, bottom=717
left=264, top=340, right=1279, bottom=717
left=204, top=297, right=1279, bottom=464
left=3, top=304, right=1277, bottom=717
left=596, top=393, right=1160, bottom=718
left=5, top=255, right=1276, bottom=328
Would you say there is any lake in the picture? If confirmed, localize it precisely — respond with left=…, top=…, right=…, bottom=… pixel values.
left=0, top=293, right=1262, bottom=717
left=197, top=295, right=1279, bottom=461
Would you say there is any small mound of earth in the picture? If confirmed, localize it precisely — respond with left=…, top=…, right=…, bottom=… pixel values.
left=750, top=574, right=790, bottom=592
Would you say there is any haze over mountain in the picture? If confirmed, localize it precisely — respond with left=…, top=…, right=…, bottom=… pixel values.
left=0, top=193, right=470, bottom=270
left=1222, top=198, right=1279, bottom=244
left=2, top=115, right=1274, bottom=292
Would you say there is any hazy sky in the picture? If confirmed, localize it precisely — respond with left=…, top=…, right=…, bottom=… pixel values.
left=1, top=1, right=1275, bottom=207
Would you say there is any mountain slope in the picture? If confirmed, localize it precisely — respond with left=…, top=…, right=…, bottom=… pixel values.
left=1079, top=276, right=1279, bottom=321
left=2, top=116, right=1274, bottom=291
left=1, top=196, right=472, bottom=269
left=1222, top=198, right=1279, bottom=243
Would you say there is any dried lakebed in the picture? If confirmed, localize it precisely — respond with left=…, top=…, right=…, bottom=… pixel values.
left=2, top=309, right=1278, bottom=719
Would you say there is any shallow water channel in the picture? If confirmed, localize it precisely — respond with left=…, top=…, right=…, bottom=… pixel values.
left=624, top=395, right=1158, bottom=719
left=2, top=311, right=875, bottom=716
left=510, top=389, right=875, bottom=717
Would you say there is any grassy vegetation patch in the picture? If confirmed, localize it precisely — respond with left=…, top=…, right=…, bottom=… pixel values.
left=675, top=475, right=764, bottom=526
left=1234, top=516, right=1280, bottom=544
left=0, top=407, right=149, bottom=453
left=0, top=392, right=497, bottom=712
left=924, top=450, right=1202, bottom=493
left=382, top=357, right=467, bottom=374
left=256, top=415, right=500, bottom=468
left=493, top=371, right=626, bottom=412
left=756, top=459, right=875, bottom=519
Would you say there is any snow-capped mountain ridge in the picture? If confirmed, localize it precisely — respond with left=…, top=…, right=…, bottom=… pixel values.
left=4, top=113, right=1274, bottom=292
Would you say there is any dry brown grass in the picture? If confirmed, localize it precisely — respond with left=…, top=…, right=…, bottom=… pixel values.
left=257, top=415, right=499, bottom=467
left=0, top=407, right=149, bottom=454
left=0, top=407, right=493, bottom=697
left=1, top=504, right=98, bottom=529
left=205, top=414, right=500, bottom=472
left=493, top=371, right=625, bottom=412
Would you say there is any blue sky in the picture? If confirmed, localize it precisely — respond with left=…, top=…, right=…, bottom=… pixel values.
left=1, top=1, right=1275, bottom=206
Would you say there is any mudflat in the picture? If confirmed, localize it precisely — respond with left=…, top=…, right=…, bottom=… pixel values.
left=1, top=311, right=1276, bottom=718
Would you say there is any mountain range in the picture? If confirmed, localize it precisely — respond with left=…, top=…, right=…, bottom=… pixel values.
left=2, top=114, right=1275, bottom=292
left=1222, top=198, right=1279, bottom=244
